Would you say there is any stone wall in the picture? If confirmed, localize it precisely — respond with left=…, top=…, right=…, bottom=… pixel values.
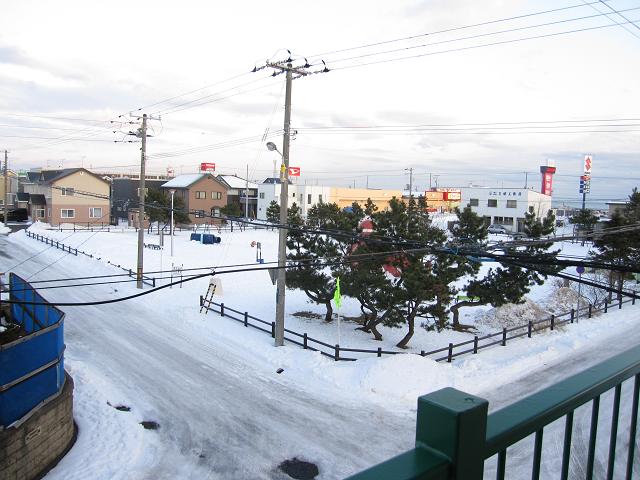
left=0, top=373, right=75, bottom=480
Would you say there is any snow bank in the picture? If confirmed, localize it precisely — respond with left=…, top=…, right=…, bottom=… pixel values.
left=0, top=221, right=9, bottom=235
left=476, top=297, right=549, bottom=330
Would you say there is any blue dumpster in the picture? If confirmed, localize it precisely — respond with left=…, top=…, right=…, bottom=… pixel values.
left=190, top=233, right=202, bottom=242
left=202, top=234, right=215, bottom=244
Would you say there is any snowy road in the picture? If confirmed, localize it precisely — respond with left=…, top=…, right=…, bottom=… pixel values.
left=1, top=238, right=415, bottom=479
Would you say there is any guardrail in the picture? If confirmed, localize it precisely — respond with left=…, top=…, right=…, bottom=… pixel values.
left=1, top=273, right=66, bottom=428
left=347, top=343, right=640, bottom=479
left=200, top=294, right=636, bottom=363
left=25, top=230, right=156, bottom=287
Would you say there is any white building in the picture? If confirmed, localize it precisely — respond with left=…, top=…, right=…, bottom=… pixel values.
left=460, top=187, right=552, bottom=232
left=257, top=179, right=331, bottom=220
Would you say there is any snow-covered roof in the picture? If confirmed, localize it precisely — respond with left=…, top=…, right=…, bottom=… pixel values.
left=217, top=175, right=258, bottom=190
left=161, top=174, right=207, bottom=188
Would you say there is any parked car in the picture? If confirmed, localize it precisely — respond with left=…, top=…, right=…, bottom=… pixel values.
left=488, top=224, right=508, bottom=234
left=4, top=208, right=28, bottom=222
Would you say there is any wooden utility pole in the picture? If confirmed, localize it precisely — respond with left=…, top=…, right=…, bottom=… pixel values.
left=136, top=114, right=147, bottom=289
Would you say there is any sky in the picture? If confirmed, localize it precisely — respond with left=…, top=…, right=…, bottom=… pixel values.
left=0, top=0, right=638, bottom=208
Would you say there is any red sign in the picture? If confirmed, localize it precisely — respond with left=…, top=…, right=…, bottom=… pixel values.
left=443, top=191, right=461, bottom=201
left=200, top=162, right=216, bottom=172
left=584, top=155, right=592, bottom=175
left=288, top=166, right=301, bottom=177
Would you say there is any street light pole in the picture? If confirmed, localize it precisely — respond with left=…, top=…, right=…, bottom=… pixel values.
left=170, top=189, right=176, bottom=257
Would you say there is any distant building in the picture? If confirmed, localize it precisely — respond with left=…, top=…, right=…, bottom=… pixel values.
left=0, top=169, right=18, bottom=213
left=161, top=173, right=227, bottom=224
left=256, top=179, right=402, bottom=220
left=21, top=168, right=110, bottom=225
left=216, top=175, right=259, bottom=218
left=110, top=177, right=167, bottom=224
left=420, top=188, right=462, bottom=213
left=460, top=187, right=552, bottom=232
left=606, top=201, right=627, bottom=217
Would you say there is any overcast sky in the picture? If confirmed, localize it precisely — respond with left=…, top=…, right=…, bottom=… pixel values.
left=0, top=0, right=638, bottom=207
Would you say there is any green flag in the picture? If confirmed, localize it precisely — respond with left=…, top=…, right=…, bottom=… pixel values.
left=333, top=277, right=342, bottom=309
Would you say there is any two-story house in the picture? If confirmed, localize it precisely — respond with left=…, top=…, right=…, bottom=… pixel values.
left=161, top=173, right=227, bottom=224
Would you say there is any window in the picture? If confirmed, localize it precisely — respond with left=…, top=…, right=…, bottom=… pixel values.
left=307, top=194, right=312, bottom=205
left=61, top=209, right=75, bottom=218
left=259, top=192, right=265, bottom=199
left=487, top=199, right=497, bottom=207
left=194, top=210, right=205, bottom=218
left=61, top=187, right=75, bottom=196
left=89, top=207, right=102, bottom=218
left=469, top=198, right=479, bottom=207
left=35, top=209, right=45, bottom=218
left=0, top=199, right=3, bottom=205
left=196, top=191, right=206, bottom=199
left=211, top=192, right=222, bottom=200
left=506, top=200, right=517, bottom=208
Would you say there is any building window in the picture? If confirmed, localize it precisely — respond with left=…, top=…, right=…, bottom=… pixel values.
left=196, top=191, right=206, bottom=199
left=89, top=207, right=103, bottom=218
left=259, top=192, right=265, bottom=199
left=211, top=192, right=222, bottom=200
left=469, top=198, right=479, bottom=207
left=487, top=199, right=497, bottom=207
left=61, top=209, right=75, bottom=218
left=319, top=194, right=323, bottom=203
left=307, top=194, right=312, bottom=205
left=0, top=199, right=3, bottom=205
left=507, top=200, right=517, bottom=208
left=35, top=209, right=45, bottom=218
left=61, top=187, right=75, bottom=196
left=194, top=210, right=205, bottom=218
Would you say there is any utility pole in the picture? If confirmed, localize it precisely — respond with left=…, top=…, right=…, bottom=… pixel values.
left=3, top=150, right=7, bottom=225
left=405, top=167, right=414, bottom=197
left=245, top=164, right=249, bottom=219
left=263, top=59, right=318, bottom=347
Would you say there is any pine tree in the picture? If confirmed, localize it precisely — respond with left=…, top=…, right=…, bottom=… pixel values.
left=266, top=200, right=280, bottom=223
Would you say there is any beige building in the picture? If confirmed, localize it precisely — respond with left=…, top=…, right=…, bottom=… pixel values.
left=161, top=173, right=228, bottom=224
left=0, top=170, right=18, bottom=213
left=329, top=187, right=403, bottom=210
left=22, top=169, right=110, bottom=225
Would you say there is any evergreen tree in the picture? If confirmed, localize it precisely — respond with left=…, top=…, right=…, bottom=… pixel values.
left=220, top=203, right=242, bottom=218
left=266, top=200, right=280, bottom=223
left=145, top=189, right=190, bottom=231
left=572, top=208, right=599, bottom=234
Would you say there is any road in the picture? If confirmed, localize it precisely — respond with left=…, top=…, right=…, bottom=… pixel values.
left=1, top=235, right=638, bottom=479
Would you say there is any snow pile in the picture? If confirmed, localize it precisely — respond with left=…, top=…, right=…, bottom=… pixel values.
left=429, top=213, right=458, bottom=231
left=475, top=297, right=549, bottom=330
left=0, top=221, right=10, bottom=235
left=542, top=287, right=588, bottom=315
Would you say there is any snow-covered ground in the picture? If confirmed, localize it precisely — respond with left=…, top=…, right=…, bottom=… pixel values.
left=1, top=224, right=639, bottom=479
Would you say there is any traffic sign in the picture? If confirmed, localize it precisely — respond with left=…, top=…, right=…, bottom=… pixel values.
left=288, top=166, right=301, bottom=177
left=576, top=266, right=585, bottom=274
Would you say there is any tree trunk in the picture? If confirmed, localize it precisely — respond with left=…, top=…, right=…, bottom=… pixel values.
left=324, top=300, right=333, bottom=323
left=450, top=300, right=483, bottom=330
left=396, top=308, right=418, bottom=349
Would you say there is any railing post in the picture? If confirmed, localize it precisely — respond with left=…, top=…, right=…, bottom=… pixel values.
left=528, top=321, right=533, bottom=338
left=220, top=303, right=225, bottom=317
left=152, top=277, right=156, bottom=288
left=378, top=347, right=382, bottom=358
left=633, top=296, right=636, bottom=306
left=420, top=350, right=425, bottom=357
left=550, top=314, right=555, bottom=331
left=571, top=308, right=575, bottom=323
left=244, top=312, right=248, bottom=327
left=447, top=343, right=453, bottom=363
left=619, top=296, right=623, bottom=309
left=303, top=333, right=307, bottom=349
left=502, top=328, right=507, bottom=346
left=271, top=321, right=275, bottom=338
left=416, top=388, right=488, bottom=480
left=199, top=295, right=203, bottom=307
left=588, top=304, right=593, bottom=318
left=334, top=344, right=340, bottom=361
left=473, top=336, right=478, bottom=354
left=605, top=298, right=608, bottom=313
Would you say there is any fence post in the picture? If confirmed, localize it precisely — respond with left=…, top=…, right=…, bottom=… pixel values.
left=473, top=336, right=478, bottom=354
left=416, top=388, right=488, bottom=479
left=619, top=296, right=623, bottom=309
left=604, top=298, right=608, bottom=313
left=502, top=327, right=507, bottom=346
left=271, top=322, right=275, bottom=338
left=420, top=350, right=425, bottom=357
left=303, top=333, right=308, bottom=349
left=588, top=304, right=593, bottom=318
left=152, top=277, right=156, bottom=288
left=634, top=296, right=636, bottom=306
left=550, top=314, right=555, bottom=331
left=571, top=308, right=575, bottom=323
left=528, top=321, right=533, bottom=338
left=244, top=312, right=248, bottom=327
left=334, top=344, right=340, bottom=361
left=378, top=347, right=382, bottom=358
left=447, top=343, right=453, bottom=363
left=199, top=295, right=203, bottom=307
left=220, top=303, right=225, bottom=317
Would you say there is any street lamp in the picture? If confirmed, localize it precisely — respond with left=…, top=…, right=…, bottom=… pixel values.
left=266, top=140, right=288, bottom=347
left=169, top=189, right=176, bottom=257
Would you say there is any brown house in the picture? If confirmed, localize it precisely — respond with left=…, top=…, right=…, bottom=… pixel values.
left=161, top=173, right=227, bottom=225
left=21, top=168, right=110, bottom=225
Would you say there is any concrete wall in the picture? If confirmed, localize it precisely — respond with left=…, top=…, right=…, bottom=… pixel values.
left=0, top=374, right=75, bottom=480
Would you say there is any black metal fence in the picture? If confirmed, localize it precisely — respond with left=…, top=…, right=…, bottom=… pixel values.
left=25, top=230, right=156, bottom=287
left=200, top=293, right=637, bottom=362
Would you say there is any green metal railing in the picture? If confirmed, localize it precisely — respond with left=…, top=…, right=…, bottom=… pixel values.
left=346, top=345, right=640, bottom=480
